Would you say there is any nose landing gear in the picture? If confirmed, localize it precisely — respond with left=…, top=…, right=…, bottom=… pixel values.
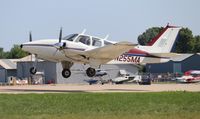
left=30, top=67, right=37, bottom=74
left=29, top=54, right=38, bottom=75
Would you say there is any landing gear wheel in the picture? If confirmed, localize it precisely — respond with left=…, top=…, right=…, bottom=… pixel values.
left=30, top=67, right=37, bottom=74
left=62, top=69, right=71, bottom=78
left=86, top=67, right=96, bottom=77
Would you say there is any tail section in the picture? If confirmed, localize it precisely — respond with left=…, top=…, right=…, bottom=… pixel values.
left=146, top=25, right=181, bottom=53
left=110, top=25, right=181, bottom=64
left=109, top=24, right=181, bottom=64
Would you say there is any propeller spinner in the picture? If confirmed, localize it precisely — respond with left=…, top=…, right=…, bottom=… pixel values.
left=56, top=27, right=66, bottom=49
left=53, top=27, right=66, bottom=56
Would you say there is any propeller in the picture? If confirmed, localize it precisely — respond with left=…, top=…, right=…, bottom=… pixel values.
left=28, top=31, right=34, bottom=61
left=57, top=27, right=66, bottom=49
left=53, top=27, right=66, bottom=56
left=29, top=31, right=32, bottom=42
left=59, top=27, right=62, bottom=43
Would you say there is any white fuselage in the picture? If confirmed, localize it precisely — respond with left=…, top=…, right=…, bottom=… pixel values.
left=22, top=39, right=169, bottom=65
left=22, top=25, right=181, bottom=66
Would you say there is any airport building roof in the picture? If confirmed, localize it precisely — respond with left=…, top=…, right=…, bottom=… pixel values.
left=16, top=55, right=34, bottom=62
left=15, top=55, right=43, bottom=62
left=0, top=55, right=33, bottom=70
left=0, top=59, right=16, bottom=69
left=0, top=55, right=43, bottom=70
left=170, top=54, right=195, bottom=62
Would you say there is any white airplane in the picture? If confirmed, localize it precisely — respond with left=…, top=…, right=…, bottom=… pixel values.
left=21, top=24, right=181, bottom=78
left=21, top=29, right=136, bottom=78
left=176, top=70, right=200, bottom=83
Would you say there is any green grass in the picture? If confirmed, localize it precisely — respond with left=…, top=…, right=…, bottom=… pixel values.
left=0, top=92, right=200, bottom=119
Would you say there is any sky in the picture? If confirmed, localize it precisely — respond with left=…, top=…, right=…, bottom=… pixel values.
left=0, top=0, right=200, bottom=51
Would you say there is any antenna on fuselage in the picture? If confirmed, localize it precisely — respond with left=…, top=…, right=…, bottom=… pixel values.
left=81, top=29, right=86, bottom=35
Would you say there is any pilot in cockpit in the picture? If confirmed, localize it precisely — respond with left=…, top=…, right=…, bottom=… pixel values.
left=77, top=36, right=90, bottom=45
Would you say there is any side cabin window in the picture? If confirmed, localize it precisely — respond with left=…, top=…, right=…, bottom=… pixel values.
left=75, top=35, right=91, bottom=46
left=92, top=37, right=102, bottom=47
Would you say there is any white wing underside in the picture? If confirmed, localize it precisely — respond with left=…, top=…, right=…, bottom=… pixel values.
left=63, top=41, right=137, bottom=65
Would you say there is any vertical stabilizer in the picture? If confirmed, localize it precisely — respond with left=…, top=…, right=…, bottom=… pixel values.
left=147, top=25, right=181, bottom=53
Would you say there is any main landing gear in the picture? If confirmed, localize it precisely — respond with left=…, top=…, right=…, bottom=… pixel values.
left=61, top=67, right=96, bottom=78
left=29, top=59, right=97, bottom=78
left=86, top=67, right=96, bottom=77
left=61, top=60, right=97, bottom=78
left=62, top=69, right=71, bottom=78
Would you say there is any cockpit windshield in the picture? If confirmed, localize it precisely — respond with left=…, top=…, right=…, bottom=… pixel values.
left=63, top=34, right=78, bottom=41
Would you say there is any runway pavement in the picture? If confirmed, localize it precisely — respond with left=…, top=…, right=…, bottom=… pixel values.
left=0, top=83, right=200, bottom=93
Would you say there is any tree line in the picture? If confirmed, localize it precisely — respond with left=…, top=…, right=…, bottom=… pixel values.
left=0, top=45, right=28, bottom=59
left=0, top=26, right=200, bottom=59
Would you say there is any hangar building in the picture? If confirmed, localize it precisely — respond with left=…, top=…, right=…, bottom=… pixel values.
left=2, top=53, right=200, bottom=84
left=0, top=59, right=17, bottom=82
left=17, top=61, right=138, bottom=84
left=8, top=55, right=136, bottom=84
left=0, top=55, right=138, bottom=84
left=146, top=53, right=200, bottom=73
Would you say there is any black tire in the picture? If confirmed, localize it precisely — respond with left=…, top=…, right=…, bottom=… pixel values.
left=30, top=67, right=37, bottom=74
left=86, top=67, right=96, bottom=77
left=62, top=69, right=71, bottom=78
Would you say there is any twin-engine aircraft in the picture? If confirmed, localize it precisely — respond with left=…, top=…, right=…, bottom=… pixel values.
left=21, top=24, right=181, bottom=78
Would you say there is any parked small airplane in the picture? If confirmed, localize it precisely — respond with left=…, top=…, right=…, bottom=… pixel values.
left=84, top=69, right=109, bottom=85
left=176, top=70, right=200, bottom=83
left=21, top=24, right=181, bottom=78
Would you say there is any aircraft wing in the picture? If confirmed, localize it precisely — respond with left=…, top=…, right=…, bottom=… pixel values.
left=85, top=41, right=137, bottom=64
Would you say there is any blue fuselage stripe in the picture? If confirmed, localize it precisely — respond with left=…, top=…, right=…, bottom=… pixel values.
left=23, top=44, right=85, bottom=51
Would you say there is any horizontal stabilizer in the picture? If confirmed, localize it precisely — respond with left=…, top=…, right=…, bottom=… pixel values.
left=150, top=53, right=179, bottom=58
